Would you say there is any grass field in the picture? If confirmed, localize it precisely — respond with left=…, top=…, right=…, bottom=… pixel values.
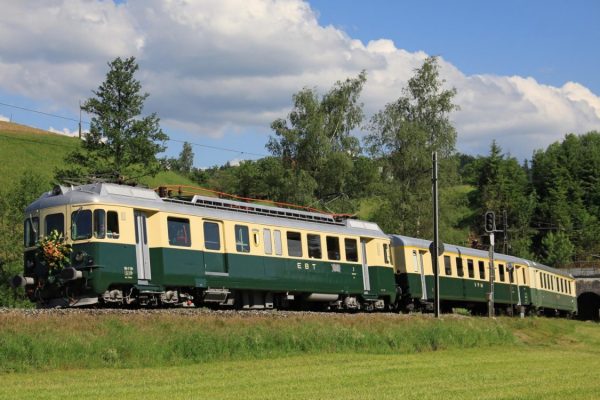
left=1, top=346, right=598, bottom=399
left=0, top=121, right=197, bottom=189
left=0, top=311, right=598, bottom=399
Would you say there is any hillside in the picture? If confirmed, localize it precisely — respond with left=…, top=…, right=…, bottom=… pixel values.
left=0, top=121, right=196, bottom=189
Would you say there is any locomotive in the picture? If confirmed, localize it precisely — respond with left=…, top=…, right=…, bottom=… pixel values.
left=12, top=183, right=577, bottom=316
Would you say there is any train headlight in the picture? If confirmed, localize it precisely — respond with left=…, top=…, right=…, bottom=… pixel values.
left=74, top=252, right=85, bottom=263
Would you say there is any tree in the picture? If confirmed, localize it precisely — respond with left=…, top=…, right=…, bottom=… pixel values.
left=56, top=56, right=168, bottom=183
left=365, top=56, right=459, bottom=237
left=232, top=158, right=317, bottom=206
left=0, top=171, right=46, bottom=306
left=531, top=131, right=600, bottom=260
left=542, top=231, right=574, bottom=267
left=468, top=141, right=536, bottom=258
left=267, top=71, right=366, bottom=199
left=177, top=142, right=194, bottom=173
left=168, top=141, right=194, bottom=174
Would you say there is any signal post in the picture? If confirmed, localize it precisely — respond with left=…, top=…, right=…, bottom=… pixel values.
left=485, top=211, right=496, bottom=318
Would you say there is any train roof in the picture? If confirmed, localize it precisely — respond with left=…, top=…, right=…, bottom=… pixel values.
left=389, top=234, right=574, bottom=278
left=25, top=183, right=388, bottom=239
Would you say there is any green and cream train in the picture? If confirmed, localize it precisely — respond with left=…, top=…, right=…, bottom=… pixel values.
left=391, top=235, right=577, bottom=316
left=15, top=183, right=395, bottom=309
left=13, top=183, right=577, bottom=316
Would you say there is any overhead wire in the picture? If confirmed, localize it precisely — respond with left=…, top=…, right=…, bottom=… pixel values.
left=0, top=100, right=269, bottom=158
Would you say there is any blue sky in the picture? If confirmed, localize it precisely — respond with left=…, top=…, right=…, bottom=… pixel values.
left=310, top=0, right=600, bottom=94
left=1, top=0, right=599, bottom=167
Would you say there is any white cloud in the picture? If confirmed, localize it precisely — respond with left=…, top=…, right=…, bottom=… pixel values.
left=0, top=114, right=9, bottom=122
left=48, top=126, right=80, bottom=137
left=227, top=158, right=243, bottom=167
left=0, top=0, right=599, bottom=160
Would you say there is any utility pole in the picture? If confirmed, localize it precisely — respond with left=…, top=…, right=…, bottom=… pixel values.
left=78, top=100, right=82, bottom=140
left=432, top=152, right=441, bottom=318
left=485, top=211, right=496, bottom=318
left=502, top=210, right=508, bottom=254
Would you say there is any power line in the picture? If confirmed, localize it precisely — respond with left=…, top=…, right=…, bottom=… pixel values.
left=0, top=100, right=88, bottom=125
left=0, top=100, right=269, bottom=158
left=169, top=138, right=268, bottom=158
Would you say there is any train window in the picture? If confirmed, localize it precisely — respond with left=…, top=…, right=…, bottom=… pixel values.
left=326, top=236, right=340, bottom=260
left=307, top=234, right=322, bottom=259
left=522, top=268, right=527, bottom=285
left=168, top=217, right=191, bottom=247
left=508, top=267, right=514, bottom=283
left=94, top=210, right=105, bottom=238
left=263, top=229, right=272, bottom=255
left=274, top=230, right=283, bottom=256
left=444, top=256, right=452, bottom=275
left=203, top=222, right=220, bottom=250
left=287, top=232, right=303, bottom=257
left=412, top=251, right=419, bottom=272
left=467, top=259, right=474, bottom=278
left=45, top=213, right=64, bottom=236
left=345, top=239, right=358, bottom=262
left=235, top=225, right=250, bottom=253
left=107, top=211, right=120, bottom=239
left=478, top=260, right=486, bottom=280
left=456, top=257, right=464, bottom=277
left=252, top=229, right=260, bottom=247
left=24, top=217, right=39, bottom=247
left=71, top=209, right=93, bottom=241
left=383, top=244, right=390, bottom=264
left=498, top=264, right=505, bottom=282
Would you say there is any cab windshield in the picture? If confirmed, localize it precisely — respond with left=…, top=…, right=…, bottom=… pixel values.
left=71, top=209, right=93, bottom=240
left=24, top=217, right=39, bottom=247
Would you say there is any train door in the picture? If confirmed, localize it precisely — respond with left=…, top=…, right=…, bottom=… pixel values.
left=410, top=250, right=427, bottom=300
left=360, top=239, right=370, bottom=293
left=134, top=210, right=151, bottom=284
left=513, top=265, right=522, bottom=306
left=529, top=268, right=541, bottom=305
left=418, top=251, right=428, bottom=300
left=202, top=220, right=228, bottom=275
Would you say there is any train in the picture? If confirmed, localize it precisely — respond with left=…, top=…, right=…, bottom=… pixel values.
left=11, top=182, right=577, bottom=316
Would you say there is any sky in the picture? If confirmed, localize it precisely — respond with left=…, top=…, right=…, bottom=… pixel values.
left=0, top=0, right=599, bottom=168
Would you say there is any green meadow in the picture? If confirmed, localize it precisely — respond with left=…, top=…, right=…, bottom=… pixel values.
left=0, top=311, right=598, bottom=399
left=0, top=121, right=196, bottom=188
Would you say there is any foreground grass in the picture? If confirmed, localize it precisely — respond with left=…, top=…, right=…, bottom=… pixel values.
left=1, top=312, right=598, bottom=398
left=0, top=312, right=517, bottom=372
left=1, top=346, right=599, bottom=400
left=1, top=311, right=599, bottom=373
